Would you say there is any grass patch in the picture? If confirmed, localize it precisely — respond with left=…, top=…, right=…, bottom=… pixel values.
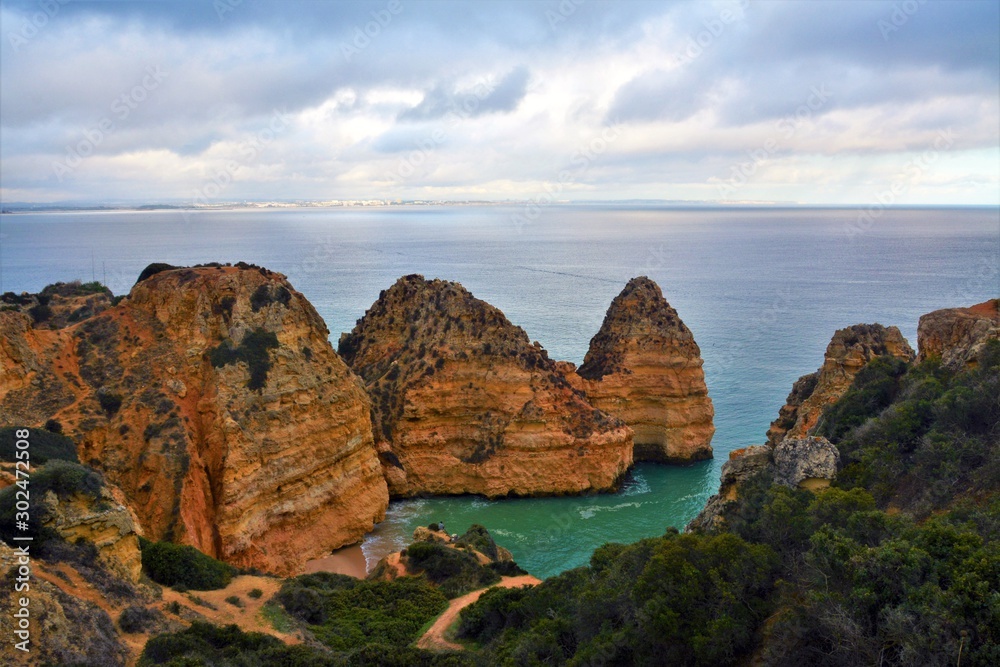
left=260, top=601, right=297, bottom=633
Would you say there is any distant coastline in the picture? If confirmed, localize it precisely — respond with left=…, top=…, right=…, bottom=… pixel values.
left=5, top=200, right=994, bottom=215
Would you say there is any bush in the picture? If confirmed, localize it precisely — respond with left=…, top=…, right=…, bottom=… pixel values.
left=208, top=327, right=280, bottom=391
left=28, top=303, right=52, bottom=323
left=250, top=284, right=291, bottom=312
left=276, top=574, right=447, bottom=652
left=135, top=263, right=178, bottom=284
left=97, top=391, right=123, bottom=417
left=225, top=595, right=243, bottom=608
left=406, top=541, right=501, bottom=598
left=139, top=538, right=236, bottom=590
left=248, top=587, right=263, bottom=599
left=118, top=605, right=162, bottom=633
left=0, top=426, right=78, bottom=463
left=139, top=622, right=340, bottom=666
left=454, top=523, right=498, bottom=560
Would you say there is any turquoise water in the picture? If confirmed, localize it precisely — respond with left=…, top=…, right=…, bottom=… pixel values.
left=362, top=462, right=714, bottom=578
left=2, top=205, right=997, bottom=577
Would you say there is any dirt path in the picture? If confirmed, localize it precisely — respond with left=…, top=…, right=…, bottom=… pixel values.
left=417, top=575, right=540, bottom=651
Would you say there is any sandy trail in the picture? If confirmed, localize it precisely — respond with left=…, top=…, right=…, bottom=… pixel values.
left=417, top=575, right=541, bottom=651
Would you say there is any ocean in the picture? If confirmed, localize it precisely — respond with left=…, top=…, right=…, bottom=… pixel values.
left=2, top=205, right=997, bottom=577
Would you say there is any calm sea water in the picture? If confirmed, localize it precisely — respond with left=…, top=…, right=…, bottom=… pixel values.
left=2, top=205, right=997, bottom=577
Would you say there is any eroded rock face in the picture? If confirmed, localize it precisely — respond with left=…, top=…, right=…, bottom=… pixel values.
left=40, top=484, right=143, bottom=583
left=0, top=543, right=127, bottom=666
left=772, top=436, right=839, bottom=490
left=574, top=277, right=714, bottom=462
left=917, top=299, right=1000, bottom=370
left=339, top=275, right=633, bottom=498
left=0, top=264, right=388, bottom=575
left=766, top=323, right=914, bottom=446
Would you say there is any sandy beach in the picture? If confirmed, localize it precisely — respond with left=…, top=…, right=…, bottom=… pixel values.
left=301, top=543, right=369, bottom=578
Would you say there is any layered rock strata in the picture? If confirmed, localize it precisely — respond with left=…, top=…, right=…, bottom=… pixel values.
left=39, top=482, right=144, bottom=583
left=0, top=264, right=388, bottom=575
left=572, top=277, right=714, bottom=462
left=917, top=299, right=1000, bottom=370
left=766, top=323, right=915, bottom=446
left=339, top=275, right=633, bottom=498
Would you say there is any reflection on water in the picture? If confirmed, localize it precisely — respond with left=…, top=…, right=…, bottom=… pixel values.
left=361, top=461, right=716, bottom=579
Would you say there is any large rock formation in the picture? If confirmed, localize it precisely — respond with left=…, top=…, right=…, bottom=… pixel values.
left=0, top=264, right=388, bottom=575
left=339, top=275, right=633, bottom=498
left=688, top=436, right=839, bottom=531
left=572, top=277, right=714, bottom=462
left=766, top=323, right=914, bottom=446
left=917, top=299, right=1000, bottom=370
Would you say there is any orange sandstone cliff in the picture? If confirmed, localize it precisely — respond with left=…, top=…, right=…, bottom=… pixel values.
left=766, top=323, right=915, bottom=446
left=338, top=275, right=633, bottom=498
left=570, top=277, right=714, bottom=463
left=917, top=299, right=1000, bottom=370
left=0, top=264, right=388, bottom=574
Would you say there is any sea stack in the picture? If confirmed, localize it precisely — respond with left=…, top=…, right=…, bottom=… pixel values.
left=0, top=263, right=389, bottom=575
left=338, top=275, right=634, bottom=498
left=766, top=323, right=915, bottom=446
left=573, top=277, right=715, bottom=463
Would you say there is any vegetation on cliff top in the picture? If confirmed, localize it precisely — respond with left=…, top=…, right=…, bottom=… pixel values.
left=276, top=572, right=448, bottom=652
left=457, top=340, right=1000, bottom=665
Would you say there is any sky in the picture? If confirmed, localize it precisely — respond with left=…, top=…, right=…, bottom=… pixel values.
left=0, top=0, right=998, bottom=205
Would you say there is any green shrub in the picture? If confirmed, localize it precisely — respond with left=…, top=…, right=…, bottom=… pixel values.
left=139, top=621, right=340, bottom=666
left=118, top=605, right=162, bottom=633
left=248, top=587, right=263, bottom=599
left=28, top=303, right=52, bottom=324
left=250, top=284, right=291, bottom=312
left=0, top=426, right=78, bottom=463
left=225, top=595, right=243, bottom=608
left=454, top=523, right=498, bottom=560
left=135, top=263, right=178, bottom=284
left=208, top=327, right=280, bottom=391
left=406, top=540, right=501, bottom=598
left=139, top=537, right=236, bottom=590
left=40, top=280, right=112, bottom=298
left=97, top=391, right=123, bottom=417
left=276, top=574, right=447, bottom=652
left=817, top=355, right=910, bottom=441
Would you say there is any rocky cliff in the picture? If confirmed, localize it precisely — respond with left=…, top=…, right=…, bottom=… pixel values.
left=0, top=264, right=388, bottom=575
left=572, top=277, right=714, bottom=462
left=766, top=323, right=914, bottom=446
left=917, top=299, right=1000, bottom=370
left=688, top=436, right=840, bottom=531
left=339, top=275, right=633, bottom=498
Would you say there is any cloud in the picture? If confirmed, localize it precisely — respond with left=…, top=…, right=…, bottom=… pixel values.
left=399, top=65, right=531, bottom=121
left=0, top=0, right=996, bottom=205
